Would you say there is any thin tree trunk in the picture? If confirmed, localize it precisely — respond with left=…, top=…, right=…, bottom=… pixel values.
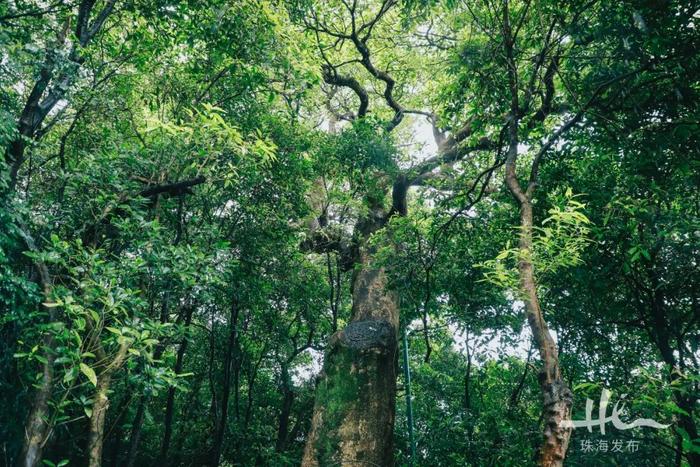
left=170, top=376, right=204, bottom=467
left=124, top=396, right=147, bottom=467
left=4, top=0, right=117, bottom=190
left=506, top=193, right=573, bottom=466
left=88, top=373, right=114, bottom=467
left=87, top=340, right=130, bottom=467
left=210, top=300, right=239, bottom=466
left=107, top=387, right=132, bottom=467
left=18, top=232, right=56, bottom=467
left=243, top=348, right=267, bottom=432
left=519, top=201, right=572, bottom=466
left=510, top=344, right=533, bottom=408
left=275, top=364, right=295, bottom=452
left=19, top=330, right=55, bottom=467
left=504, top=102, right=572, bottom=464
left=302, top=242, right=399, bottom=466
left=160, top=307, right=195, bottom=460
left=647, top=267, right=700, bottom=467
left=124, top=296, right=175, bottom=467
left=464, top=333, right=471, bottom=412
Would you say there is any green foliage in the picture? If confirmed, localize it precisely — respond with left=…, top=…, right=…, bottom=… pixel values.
left=478, top=188, right=592, bottom=292
left=1, top=0, right=698, bottom=466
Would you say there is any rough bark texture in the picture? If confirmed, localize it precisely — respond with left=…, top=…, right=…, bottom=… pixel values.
left=302, top=248, right=399, bottom=467
left=511, top=199, right=573, bottom=466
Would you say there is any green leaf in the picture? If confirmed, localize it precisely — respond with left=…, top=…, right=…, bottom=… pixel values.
left=80, top=363, right=97, bottom=387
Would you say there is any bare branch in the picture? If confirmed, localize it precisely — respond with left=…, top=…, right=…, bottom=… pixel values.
left=322, top=65, right=369, bottom=117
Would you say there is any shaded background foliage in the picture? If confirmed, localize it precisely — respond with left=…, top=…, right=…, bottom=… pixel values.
left=1, top=0, right=698, bottom=466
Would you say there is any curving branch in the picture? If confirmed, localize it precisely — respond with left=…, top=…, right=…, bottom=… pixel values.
left=307, top=0, right=406, bottom=131
left=321, top=65, right=369, bottom=118
left=351, top=36, right=404, bottom=130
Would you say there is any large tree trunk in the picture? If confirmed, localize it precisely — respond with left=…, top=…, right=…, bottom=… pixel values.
left=302, top=244, right=399, bottom=466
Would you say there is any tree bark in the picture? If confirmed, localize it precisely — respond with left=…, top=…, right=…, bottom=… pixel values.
left=124, top=396, right=147, bottom=467
left=505, top=194, right=573, bottom=466
left=170, top=376, right=204, bottom=467
left=15, top=5, right=117, bottom=464
left=87, top=340, right=130, bottom=467
left=88, top=372, right=114, bottom=467
left=647, top=265, right=700, bottom=467
left=160, top=307, right=194, bottom=460
left=302, top=238, right=399, bottom=466
left=210, top=300, right=239, bottom=466
left=275, top=364, right=295, bottom=452
left=504, top=107, right=572, bottom=465
left=18, top=330, right=55, bottom=467
left=519, top=203, right=573, bottom=467
left=18, top=232, right=56, bottom=467
left=107, top=386, right=132, bottom=467
left=125, top=297, right=176, bottom=467
left=4, top=0, right=117, bottom=190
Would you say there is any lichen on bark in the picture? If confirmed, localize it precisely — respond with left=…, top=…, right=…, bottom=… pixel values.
left=302, top=252, right=398, bottom=467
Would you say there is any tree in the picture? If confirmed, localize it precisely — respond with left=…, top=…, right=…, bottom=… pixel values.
left=1, top=1, right=697, bottom=466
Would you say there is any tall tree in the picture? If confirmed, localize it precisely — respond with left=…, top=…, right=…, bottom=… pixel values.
left=1, top=1, right=697, bottom=466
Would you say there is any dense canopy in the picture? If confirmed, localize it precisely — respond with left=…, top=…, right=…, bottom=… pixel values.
left=1, top=0, right=698, bottom=466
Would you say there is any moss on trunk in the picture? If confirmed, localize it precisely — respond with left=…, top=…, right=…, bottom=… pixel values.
left=303, top=252, right=399, bottom=466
